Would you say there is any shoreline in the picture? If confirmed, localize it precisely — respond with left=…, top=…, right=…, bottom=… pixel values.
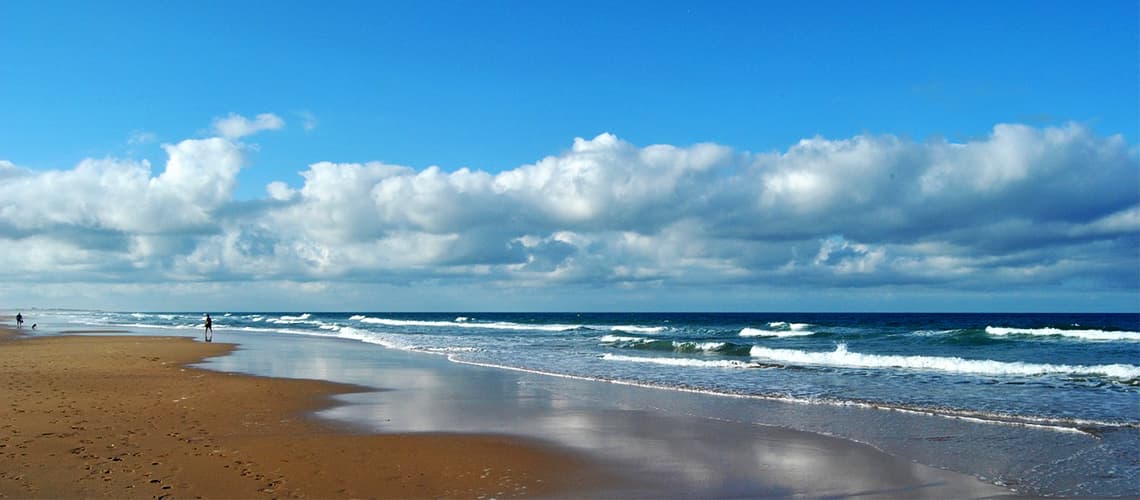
left=0, top=328, right=614, bottom=498
left=0, top=322, right=1024, bottom=498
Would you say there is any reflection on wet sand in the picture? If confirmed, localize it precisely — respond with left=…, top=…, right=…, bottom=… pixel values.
left=200, top=333, right=1014, bottom=498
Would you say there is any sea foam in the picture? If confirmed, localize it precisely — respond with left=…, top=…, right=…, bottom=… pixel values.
left=985, top=326, right=1140, bottom=342
left=599, top=335, right=645, bottom=343
left=333, top=326, right=419, bottom=351
left=353, top=316, right=581, bottom=332
left=601, top=353, right=755, bottom=369
left=767, top=321, right=812, bottom=331
left=268, top=313, right=321, bottom=326
left=611, top=325, right=666, bottom=333
left=740, top=327, right=815, bottom=338
left=749, top=344, right=1140, bottom=380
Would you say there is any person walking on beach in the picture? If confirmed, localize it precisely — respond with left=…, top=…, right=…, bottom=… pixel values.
left=16, top=312, right=23, bottom=328
left=204, top=314, right=213, bottom=342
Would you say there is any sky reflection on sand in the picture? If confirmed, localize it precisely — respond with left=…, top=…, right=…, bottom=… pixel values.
left=199, top=332, right=1011, bottom=498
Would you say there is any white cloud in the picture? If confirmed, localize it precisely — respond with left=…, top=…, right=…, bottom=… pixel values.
left=211, top=112, right=285, bottom=139
left=298, top=110, right=318, bottom=132
left=0, top=138, right=244, bottom=235
left=266, top=181, right=296, bottom=201
left=0, top=121, right=1135, bottom=310
left=127, top=130, right=157, bottom=145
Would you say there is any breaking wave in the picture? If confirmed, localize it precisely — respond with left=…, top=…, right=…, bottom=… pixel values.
left=601, top=353, right=757, bottom=369
left=351, top=315, right=582, bottom=332
left=749, top=344, right=1140, bottom=380
left=610, top=325, right=666, bottom=333
left=600, top=336, right=752, bottom=356
left=740, top=327, right=815, bottom=338
left=985, top=326, right=1140, bottom=342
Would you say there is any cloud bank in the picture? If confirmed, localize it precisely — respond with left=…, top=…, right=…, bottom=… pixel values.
left=1, top=116, right=1136, bottom=310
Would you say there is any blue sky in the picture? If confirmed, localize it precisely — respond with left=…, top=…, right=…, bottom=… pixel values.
left=0, top=1, right=1137, bottom=312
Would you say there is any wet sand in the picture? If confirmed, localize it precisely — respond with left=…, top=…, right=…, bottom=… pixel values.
left=0, top=323, right=1020, bottom=498
left=0, top=330, right=609, bottom=498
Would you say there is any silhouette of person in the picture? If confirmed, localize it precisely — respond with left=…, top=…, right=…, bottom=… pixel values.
left=204, top=314, right=213, bottom=342
left=16, top=312, right=23, bottom=328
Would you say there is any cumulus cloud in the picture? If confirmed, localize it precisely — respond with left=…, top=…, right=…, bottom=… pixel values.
left=0, top=137, right=243, bottom=235
left=266, top=181, right=296, bottom=201
left=211, top=112, right=285, bottom=139
left=0, top=120, right=1136, bottom=309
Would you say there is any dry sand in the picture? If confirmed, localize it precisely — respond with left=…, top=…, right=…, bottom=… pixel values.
left=0, top=331, right=610, bottom=498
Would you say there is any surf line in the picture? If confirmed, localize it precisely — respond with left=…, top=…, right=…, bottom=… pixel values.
left=443, top=354, right=1104, bottom=437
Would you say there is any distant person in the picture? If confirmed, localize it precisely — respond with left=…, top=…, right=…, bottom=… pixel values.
left=15, top=312, right=23, bottom=328
left=204, top=314, right=213, bottom=342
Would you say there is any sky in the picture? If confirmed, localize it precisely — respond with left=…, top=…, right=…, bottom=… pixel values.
left=0, top=1, right=1137, bottom=312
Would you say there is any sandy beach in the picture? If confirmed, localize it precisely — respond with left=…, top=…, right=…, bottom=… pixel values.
left=0, top=322, right=1024, bottom=498
left=0, top=329, right=609, bottom=498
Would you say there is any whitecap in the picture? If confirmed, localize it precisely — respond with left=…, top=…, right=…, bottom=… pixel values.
left=599, top=335, right=645, bottom=343
left=354, top=316, right=581, bottom=332
left=740, top=327, right=814, bottom=338
left=674, top=341, right=730, bottom=352
left=270, top=313, right=320, bottom=325
left=985, top=326, right=1140, bottom=342
left=765, top=321, right=812, bottom=331
left=611, top=325, right=666, bottom=333
left=749, top=343, right=1140, bottom=379
left=601, top=353, right=754, bottom=369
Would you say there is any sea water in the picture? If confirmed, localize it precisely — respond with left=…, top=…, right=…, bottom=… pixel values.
left=27, top=310, right=1140, bottom=496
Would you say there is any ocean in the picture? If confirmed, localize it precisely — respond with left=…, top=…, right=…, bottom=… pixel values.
left=25, top=310, right=1140, bottom=496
